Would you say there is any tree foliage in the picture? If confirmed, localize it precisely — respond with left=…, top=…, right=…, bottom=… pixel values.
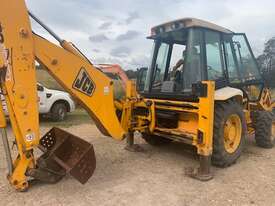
left=125, top=69, right=138, bottom=79
left=257, top=37, right=275, bottom=87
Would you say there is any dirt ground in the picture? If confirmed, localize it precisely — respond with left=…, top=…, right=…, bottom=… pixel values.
left=0, top=123, right=275, bottom=206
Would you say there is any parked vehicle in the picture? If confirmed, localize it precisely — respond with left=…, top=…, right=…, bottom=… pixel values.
left=1, top=83, right=76, bottom=121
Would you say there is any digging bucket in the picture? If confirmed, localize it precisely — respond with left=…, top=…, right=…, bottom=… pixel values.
left=38, top=127, right=96, bottom=184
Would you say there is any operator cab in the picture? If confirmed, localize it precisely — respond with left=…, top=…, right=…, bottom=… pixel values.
left=138, top=18, right=263, bottom=101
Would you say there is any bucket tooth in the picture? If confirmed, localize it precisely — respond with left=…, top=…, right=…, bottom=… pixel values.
left=34, top=127, right=96, bottom=184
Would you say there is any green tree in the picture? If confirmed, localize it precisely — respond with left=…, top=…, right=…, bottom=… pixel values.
left=257, top=37, right=275, bottom=87
left=125, top=69, right=138, bottom=79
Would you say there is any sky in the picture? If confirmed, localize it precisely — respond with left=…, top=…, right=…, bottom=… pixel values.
left=26, top=0, right=275, bottom=70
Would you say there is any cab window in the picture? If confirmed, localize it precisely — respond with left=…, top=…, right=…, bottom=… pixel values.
left=151, top=42, right=170, bottom=92
left=205, top=31, right=225, bottom=81
left=232, top=34, right=261, bottom=82
left=223, top=35, right=241, bottom=83
left=183, top=28, right=203, bottom=89
left=169, top=44, right=186, bottom=70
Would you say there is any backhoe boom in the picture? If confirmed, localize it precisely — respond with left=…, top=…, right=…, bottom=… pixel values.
left=0, top=0, right=130, bottom=191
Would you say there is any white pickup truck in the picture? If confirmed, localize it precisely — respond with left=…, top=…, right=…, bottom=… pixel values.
left=2, top=83, right=76, bottom=121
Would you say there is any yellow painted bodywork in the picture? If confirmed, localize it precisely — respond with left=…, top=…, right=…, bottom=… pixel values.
left=1, top=0, right=273, bottom=192
left=178, top=113, right=198, bottom=136
left=196, top=82, right=215, bottom=155
left=0, top=0, right=38, bottom=190
left=0, top=0, right=128, bottom=190
left=0, top=102, right=7, bottom=128
left=144, top=82, right=215, bottom=156
left=33, top=34, right=126, bottom=139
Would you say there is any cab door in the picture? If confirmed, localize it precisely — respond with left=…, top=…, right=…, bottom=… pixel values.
left=223, top=33, right=263, bottom=101
left=204, top=30, right=227, bottom=88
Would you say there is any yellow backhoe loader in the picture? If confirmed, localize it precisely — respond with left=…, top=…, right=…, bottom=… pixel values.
left=0, top=0, right=274, bottom=191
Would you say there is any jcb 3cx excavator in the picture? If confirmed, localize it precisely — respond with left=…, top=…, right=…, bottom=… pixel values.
left=0, top=1, right=274, bottom=191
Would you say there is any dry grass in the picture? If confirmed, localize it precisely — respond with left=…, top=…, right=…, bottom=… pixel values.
left=40, top=108, right=92, bottom=127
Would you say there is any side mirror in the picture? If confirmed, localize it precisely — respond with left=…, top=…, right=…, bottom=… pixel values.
left=136, top=67, right=148, bottom=92
left=37, top=84, right=44, bottom=92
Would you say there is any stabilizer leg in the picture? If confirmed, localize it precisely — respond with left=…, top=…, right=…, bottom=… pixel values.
left=186, top=155, right=213, bottom=181
left=124, top=132, right=144, bottom=152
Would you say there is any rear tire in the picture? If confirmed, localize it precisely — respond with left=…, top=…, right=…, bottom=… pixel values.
left=212, top=100, right=246, bottom=168
left=142, top=133, right=172, bottom=146
left=254, top=111, right=274, bottom=148
left=51, top=103, right=67, bottom=122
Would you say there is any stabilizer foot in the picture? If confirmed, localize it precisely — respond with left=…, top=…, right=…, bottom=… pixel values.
left=185, top=155, right=213, bottom=181
left=185, top=167, right=213, bottom=181
left=125, top=144, right=144, bottom=152
left=124, top=132, right=144, bottom=152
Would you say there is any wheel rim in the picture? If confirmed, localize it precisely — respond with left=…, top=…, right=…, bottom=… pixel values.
left=224, top=114, right=242, bottom=154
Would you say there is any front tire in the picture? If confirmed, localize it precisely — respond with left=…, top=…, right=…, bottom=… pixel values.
left=212, top=100, right=246, bottom=168
left=51, top=103, right=67, bottom=122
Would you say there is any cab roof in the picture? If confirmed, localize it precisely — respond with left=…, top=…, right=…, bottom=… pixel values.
left=150, top=18, right=233, bottom=37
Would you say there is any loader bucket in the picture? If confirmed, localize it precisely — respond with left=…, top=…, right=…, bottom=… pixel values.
left=37, top=127, right=96, bottom=184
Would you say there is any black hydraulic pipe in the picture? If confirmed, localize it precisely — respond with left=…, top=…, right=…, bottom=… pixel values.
left=28, top=10, right=62, bottom=43
left=28, top=11, right=95, bottom=66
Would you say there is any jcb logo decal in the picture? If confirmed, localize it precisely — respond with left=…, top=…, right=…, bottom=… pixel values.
left=73, top=68, right=95, bottom=96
